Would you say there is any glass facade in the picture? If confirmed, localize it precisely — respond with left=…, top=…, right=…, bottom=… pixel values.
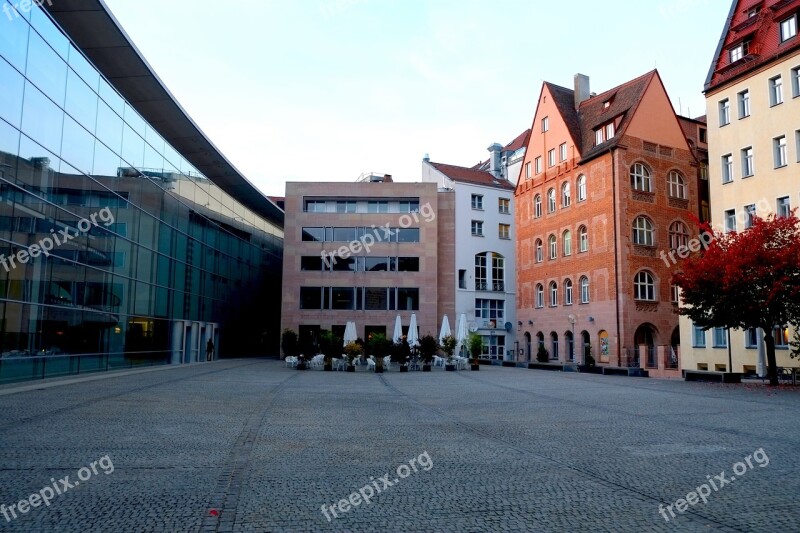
left=0, top=3, right=283, bottom=382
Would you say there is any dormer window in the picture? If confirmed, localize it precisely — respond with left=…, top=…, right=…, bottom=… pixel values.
left=780, top=14, right=797, bottom=42
left=748, top=6, right=760, bottom=18
left=729, top=41, right=749, bottom=63
left=603, top=101, right=611, bottom=109
left=595, top=121, right=615, bottom=146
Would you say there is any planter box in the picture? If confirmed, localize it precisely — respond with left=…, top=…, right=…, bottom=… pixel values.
left=501, top=361, right=517, bottom=368
left=578, top=364, right=602, bottom=374
left=471, top=364, right=480, bottom=371
left=445, top=364, right=456, bottom=371
left=422, top=365, right=432, bottom=372
left=527, top=362, right=562, bottom=371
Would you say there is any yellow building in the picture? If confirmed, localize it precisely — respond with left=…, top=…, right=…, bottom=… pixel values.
left=679, top=0, right=800, bottom=375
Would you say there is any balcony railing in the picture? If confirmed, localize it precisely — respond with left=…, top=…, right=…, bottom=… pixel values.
left=475, top=281, right=505, bottom=292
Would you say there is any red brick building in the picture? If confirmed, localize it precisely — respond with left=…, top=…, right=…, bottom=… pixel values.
left=515, top=70, right=700, bottom=371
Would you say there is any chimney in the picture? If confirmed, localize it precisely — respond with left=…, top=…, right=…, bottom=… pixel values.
left=422, top=153, right=430, bottom=163
left=487, top=143, right=503, bottom=178
left=574, top=73, right=590, bottom=109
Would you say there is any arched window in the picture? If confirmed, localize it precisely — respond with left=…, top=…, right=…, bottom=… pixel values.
left=548, top=234, right=557, bottom=259
left=551, top=332, right=559, bottom=360
left=547, top=188, right=556, bottom=213
left=669, top=221, right=690, bottom=250
left=535, top=284, right=544, bottom=308
left=577, top=175, right=587, bottom=201
left=634, top=270, right=656, bottom=301
left=580, top=276, right=590, bottom=303
left=578, top=225, right=589, bottom=252
left=631, top=163, right=652, bottom=192
left=534, top=194, right=542, bottom=218
left=536, top=332, right=545, bottom=351
left=475, top=252, right=505, bottom=291
left=561, top=182, right=571, bottom=207
left=549, top=281, right=558, bottom=307
left=565, top=331, right=574, bottom=361
left=564, top=278, right=573, bottom=305
left=632, top=216, right=655, bottom=246
left=668, top=171, right=687, bottom=199
left=563, top=230, right=572, bottom=256
left=535, top=239, right=543, bottom=263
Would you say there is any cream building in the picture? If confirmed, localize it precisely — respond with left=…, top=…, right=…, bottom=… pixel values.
left=679, top=0, right=800, bottom=375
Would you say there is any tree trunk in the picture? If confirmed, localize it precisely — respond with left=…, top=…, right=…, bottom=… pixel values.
left=762, top=328, right=779, bottom=387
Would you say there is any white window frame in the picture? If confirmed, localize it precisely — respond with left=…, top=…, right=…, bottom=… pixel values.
left=777, top=196, right=791, bottom=218
left=668, top=171, right=687, bottom=199
left=549, top=282, right=558, bottom=307
left=548, top=149, right=556, bottom=167
left=741, top=147, right=754, bottom=177
left=559, top=142, right=567, bottom=162
left=535, top=284, right=544, bottom=308
left=564, top=279, right=573, bottom=306
left=774, top=135, right=787, bottom=168
left=738, top=89, right=750, bottom=118
left=534, top=195, right=542, bottom=218
left=780, top=14, right=797, bottom=42
left=561, top=182, right=571, bottom=207
left=721, top=154, right=734, bottom=183
left=632, top=216, right=655, bottom=247
left=634, top=271, right=656, bottom=301
left=724, top=209, right=736, bottom=233
left=580, top=276, right=590, bottom=303
left=769, top=76, right=783, bottom=106
left=631, top=163, right=652, bottom=192
left=579, top=226, right=588, bottom=252
left=548, top=235, right=557, bottom=260
left=547, top=189, right=556, bottom=213
left=535, top=239, right=543, bottom=263
left=719, top=98, right=730, bottom=126
left=577, top=175, right=587, bottom=202
left=563, top=230, right=572, bottom=256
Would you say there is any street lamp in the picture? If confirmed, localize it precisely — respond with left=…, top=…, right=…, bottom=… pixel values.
left=568, top=314, right=577, bottom=365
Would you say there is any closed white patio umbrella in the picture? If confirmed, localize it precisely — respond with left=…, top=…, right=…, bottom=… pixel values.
left=392, top=315, right=403, bottom=344
left=343, top=321, right=358, bottom=346
left=438, top=315, right=451, bottom=345
left=455, top=313, right=468, bottom=357
left=407, top=313, right=420, bottom=348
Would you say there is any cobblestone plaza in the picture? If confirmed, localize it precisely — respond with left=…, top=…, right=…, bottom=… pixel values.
left=0, top=360, right=798, bottom=532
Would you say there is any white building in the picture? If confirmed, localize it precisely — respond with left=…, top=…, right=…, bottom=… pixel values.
left=421, top=131, right=528, bottom=359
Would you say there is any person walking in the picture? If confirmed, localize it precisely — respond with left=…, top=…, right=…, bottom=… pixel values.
left=206, top=339, right=214, bottom=361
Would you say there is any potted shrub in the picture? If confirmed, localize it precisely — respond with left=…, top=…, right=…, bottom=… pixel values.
left=418, top=334, right=439, bottom=372
left=536, top=345, right=550, bottom=363
left=318, top=330, right=341, bottom=371
left=467, top=332, right=483, bottom=371
left=367, top=333, right=392, bottom=373
left=281, top=328, right=298, bottom=358
left=439, top=335, right=457, bottom=371
left=392, top=339, right=411, bottom=372
left=344, top=341, right=362, bottom=372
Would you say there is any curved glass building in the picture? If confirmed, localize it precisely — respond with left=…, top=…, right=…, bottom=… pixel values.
left=0, top=0, right=283, bottom=382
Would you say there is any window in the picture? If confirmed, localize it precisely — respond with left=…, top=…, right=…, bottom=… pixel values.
left=777, top=196, right=791, bottom=218
left=336, top=201, right=356, bottom=213
left=774, top=326, right=790, bottom=348
left=693, top=324, right=706, bottom=348
left=302, top=227, right=325, bottom=242
left=367, top=201, right=389, bottom=213
left=547, top=189, right=556, bottom=213
left=397, top=257, right=420, bottom=272
left=741, top=147, right=754, bottom=177
left=668, top=171, right=687, bottom=199
left=577, top=175, right=587, bottom=201
left=551, top=332, right=559, bottom=359
left=534, top=157, right=542, bottom=174
left=725, top=209, right=737, bottom=233
left=301, top=256, right=325, bottom=271
left=774, top=136, right=787, bottom=167
left=549, top=281, right=558, bottom=307
left=541, top=116, right=549, bottom=132
left=475, top=252, right=505, bottom=291
left=719, top=98, right=730, bottom=126
left=306, top=200, right=327, bottom=212
left=630, top=163, right=652, bottom=192
left=397, top=288, right=420, bottom=310
left=300, top=287, right=324, bottom=309
left=548, top=235, right=557, bottom=259
left=632, top=216, right=655, bottom=246
left=745, top=204, right=757, bottom=229
left=535, top=284, right=544, bottom=308
left=561, top=182, right=571, bottom=207
left=745, top=328, right=759, bottom=348
left=780, top=14, right=797, bottom=42
left=797, top=129, right=800, bottom=162
left=526, top=162, right=533, bottom=179
left=535, top=239, right=543, bottom=263
left=578, top=226, right=588, bottom=252
left=498, top=198, right=510, bottom=214
left=769, top=76, right=783, bottom=106
left=559, top=142, right=567, bottom=162
left=729, top=42, right=746, bottom=63
left=699, top=128, right=707, bottom=143
left=713, top=328, right=728, bottom=348
left=471, top=220, right=484, bottom=236
left=595, top=128, right=604, bottom=146
left=548, top=149, right=556, bottom=167
left=671, top=284, right=680, bottom=304
left=721, top=154, right=734, bottom=183
left=499, top=224, right=510, bottom=239
left=475, top=299, right=505, bottom=322
left=580, top=276, right=590, bottom=303
left=471, top=194, right=484, bottom=210
left=561, top=230, right=571, bottom=256
left=634, top=271, right=656, bottom=301
left=399, top=201, right=419, bottom=213
left=605, top=122, right=615, bottom=140
left=458, top=269, right=466, bottom=289
left=736, top=90, right=750, bottom=119
left=792, top=66, right=800, bottom=98
left=396, top=228, right=420, bottom=242
left=534, top=195, right=542, bottom=218
left=333, top=227, right=357, bottom=241
left=700, top=163, right=709, bottom=181
left=669, top=221, right=689, bottom=250
left=564, top=279, right=573, bottom=305
left=475, top=254, right=487, bottom=290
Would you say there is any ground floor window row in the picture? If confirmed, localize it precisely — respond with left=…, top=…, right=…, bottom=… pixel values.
left=692, top=324, right=791, bottom=349
left=299, top=287, right=420, bottom=311
left=302, top=227, right=420, bottom=243
left=301, top=256, right=419, bottom=272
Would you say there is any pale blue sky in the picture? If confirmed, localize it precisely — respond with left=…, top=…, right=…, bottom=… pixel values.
left=104, top=0, right=730, bottom=197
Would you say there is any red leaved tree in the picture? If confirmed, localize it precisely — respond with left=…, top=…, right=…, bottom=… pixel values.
left=673, top=214, right=800, bottom=386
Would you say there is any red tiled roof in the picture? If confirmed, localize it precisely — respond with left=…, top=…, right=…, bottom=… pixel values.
left=706, top=0, right=800, bottom=92
left=504, top=129, right=531, bottom=152
left=429, top=162, right=515, bottom=190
